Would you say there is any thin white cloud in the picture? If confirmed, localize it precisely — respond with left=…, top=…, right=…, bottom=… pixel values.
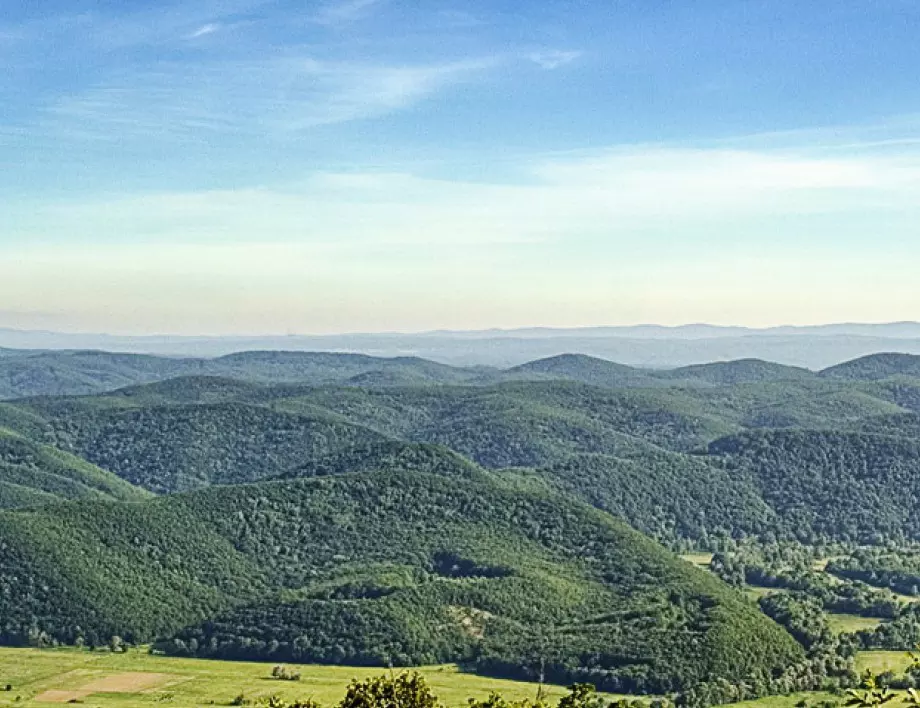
left=186, top=23, right=220, bottom=39
left=6, top=138, right=920, bottom=334
left=3, top=1, right=271, bottom=51
left=527, top=50, right=582, bottom=70
left=14, top=139, right=920, bottom=250
left=38, top=56, right=493, bottom=140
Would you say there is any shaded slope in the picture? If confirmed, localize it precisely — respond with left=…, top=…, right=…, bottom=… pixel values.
left=708, top=430, right=920, bottom=542
left=40, top=402, right=387, bottom=493
left=528, top=446, right=777, bottom=541
left=277, top=441, right=482, bottom=480
left=0, top=429, right=151, bottom=508
left=301, top=382, right=736, bottom=462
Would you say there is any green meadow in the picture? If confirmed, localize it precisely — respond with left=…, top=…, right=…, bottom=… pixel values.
left=0, top=648, right=596, bottom=708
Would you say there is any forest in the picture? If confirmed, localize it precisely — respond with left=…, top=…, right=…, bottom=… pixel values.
left=4, top=349, right=920, bottom=706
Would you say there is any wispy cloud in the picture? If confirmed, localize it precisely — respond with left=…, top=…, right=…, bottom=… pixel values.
left=2, top=1, right=272, bottom=51
left=527, top=50, right=582, bottom=70
left=313, top=0, right=385, bottom=26
left=186, top=23, right=220, bottom=39
left=6, top=133, right=920, bottom=334
left=36, top=56, right=493, bottom=141
left=14, top=137, right=920, bottom=249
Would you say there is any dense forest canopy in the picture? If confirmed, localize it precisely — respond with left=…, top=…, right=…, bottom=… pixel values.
left=4, top=348, right=920, bottom=703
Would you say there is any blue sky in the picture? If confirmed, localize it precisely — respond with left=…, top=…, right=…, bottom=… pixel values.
left=2, top=0, right=920, bottom=334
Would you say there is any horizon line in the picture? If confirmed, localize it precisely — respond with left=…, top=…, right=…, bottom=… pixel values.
left=2, top=320, right=920, bottom=341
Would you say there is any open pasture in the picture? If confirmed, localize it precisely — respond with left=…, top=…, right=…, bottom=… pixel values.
left=0, top=648, right=588, bottom=708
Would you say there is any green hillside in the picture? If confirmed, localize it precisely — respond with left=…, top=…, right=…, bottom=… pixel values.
left=0, top=429, right=150, bottom=508
left=0, top=498, right=262, bottom=644
left=504, top=354, right=664, bottom=388
left=820, top=353, right=920, bottom=381
left=0, top=468, right=804, bottom=694
left=6, top=359, right=920, bottom=543
left=708, top=429, right=920, bottom=542
left=661, top=359, right=816, bottom=386
left=528, top=447, right=777, bottom=541
left=210, top=351, right=481, bottom=385
left=277, top=441, right=483, bottom=480
left=36, top=402, right=386, bottom=493
left=0, top=350, right=487, bottom=400
left=0, top=350, right=205, bottom=399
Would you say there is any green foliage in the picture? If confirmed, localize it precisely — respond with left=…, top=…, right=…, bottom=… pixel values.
left=504, top=355, right=664, bottom=389
left=556, top=684, right=604, bottom=708
left=844, top=672, right=898, bottom=707
left=1, top=469, right=803, bottom=693
left=272, top=666, right=302, bottom=682
left=821, top=354, right=920, bottom=382
left=828, top=550, right=920, bottom=596
left=38, top=403, right=385, bottom=493
left=0, top=351, right=484, bottom=400
left=338, top=672, right=442, bottom=708
left=758, top=594, right=835, bottom=652
left=708, top=430, right=920, bottom=543
left=663, top=359, right=816, bottom=386
left=0, top=428, right=150, bottom=508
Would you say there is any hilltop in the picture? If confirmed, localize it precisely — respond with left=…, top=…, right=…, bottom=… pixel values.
left=820, top=353, right=920, bottom=381
left=5, top=346, right=920, bottom=399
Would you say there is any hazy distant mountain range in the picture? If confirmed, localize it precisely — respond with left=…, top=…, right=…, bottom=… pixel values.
left=3, top=322, right=920, bottom=368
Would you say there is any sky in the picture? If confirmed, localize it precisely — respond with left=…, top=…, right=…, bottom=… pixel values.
left=2, top=0, right=920, bottom=335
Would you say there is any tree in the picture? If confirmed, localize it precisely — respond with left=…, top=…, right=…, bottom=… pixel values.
left=558, top=685, right=603, bottom=708
left=844, top=672, right=898, bottom=708
left=338, top=673, right=442, bottom=708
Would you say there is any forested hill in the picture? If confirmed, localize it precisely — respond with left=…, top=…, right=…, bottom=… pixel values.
left=820, top=353, right=920, bottom=380
left=3, top=346, right=920, bottom=399
left=0, top=428, right=151, bottom=509
left=4, top=356, right=920, bottom=544
left=6, top=348, right=920, bottom=697
left=0, top=468, right=803, bottom=693
left=0, top=349, right=487, bottom=399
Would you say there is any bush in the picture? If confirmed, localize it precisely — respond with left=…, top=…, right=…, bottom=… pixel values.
left=272, top=666, right=302, bottom=682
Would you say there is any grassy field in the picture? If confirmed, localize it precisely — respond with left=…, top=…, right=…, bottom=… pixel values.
left=855, top=650, right=913, bottom=677
left=679, top=553, right=713, bottom=568
left=729, top=692, right=839, bottom=708
left=0, top=648, right=594, bottom=708
left=826, top=613, right=883, bottom=635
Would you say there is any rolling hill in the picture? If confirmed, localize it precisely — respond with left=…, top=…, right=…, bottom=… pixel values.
left=0, top=468, right=804, bottom=693
left=662, top=359, right=816, bottom=386
left=6, top=347, right=920, bottom=700
left=707, top=430, right=920, bottom=542
left=5, top=354, right=920, bottom=543
left=0, top=349, right=487, bottom=400
left=504, top=354, right=664, bottom=388
left=36, top=402, right=386, bottom=494
left=0, top=429, right=150, bottom=509
left=820, top=353, right=920, bottom=381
